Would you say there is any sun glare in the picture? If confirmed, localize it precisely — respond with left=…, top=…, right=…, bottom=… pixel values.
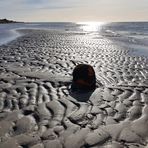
left=77, top=22, right=105, bottom=32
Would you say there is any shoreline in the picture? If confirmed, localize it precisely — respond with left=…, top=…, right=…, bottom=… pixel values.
left=0, top=29, right=22, bottom=46
left=0, top=29, right=148, bottom=147
left=0, top=28, right=83, bottom=46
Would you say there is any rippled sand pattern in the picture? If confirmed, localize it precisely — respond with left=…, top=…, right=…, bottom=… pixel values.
left=0, top=29, right=148, bottom=148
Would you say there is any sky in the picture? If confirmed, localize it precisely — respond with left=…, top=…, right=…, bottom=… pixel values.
left=0, top=0, right=148, bottom=22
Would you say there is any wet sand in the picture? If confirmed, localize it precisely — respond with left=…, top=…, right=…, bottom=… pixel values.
left=0, top=29, right=148, bottom=148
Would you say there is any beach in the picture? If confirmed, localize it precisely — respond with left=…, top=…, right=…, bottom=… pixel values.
left=0, top=27, right=148, bottom=148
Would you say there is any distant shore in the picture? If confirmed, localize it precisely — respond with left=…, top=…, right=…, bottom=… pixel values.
left=0, top=18, right=22, bottom=24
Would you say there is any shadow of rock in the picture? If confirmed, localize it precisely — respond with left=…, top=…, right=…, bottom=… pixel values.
left=69, top=89, right=95, bottom=102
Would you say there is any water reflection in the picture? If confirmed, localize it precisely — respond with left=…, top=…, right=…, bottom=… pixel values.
left=77, top=22, right=105, bottom=32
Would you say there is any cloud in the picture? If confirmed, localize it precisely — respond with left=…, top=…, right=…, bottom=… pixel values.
left=0, top=0, right=82, bottom=11
left=1, top=0, right=148, bottom=22
left=0, top=0, right=86, bottom=21
left=20, top=0, right=82, bottom=10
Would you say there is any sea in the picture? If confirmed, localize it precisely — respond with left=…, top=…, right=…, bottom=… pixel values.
left=0, top=22, right=148, bottom=56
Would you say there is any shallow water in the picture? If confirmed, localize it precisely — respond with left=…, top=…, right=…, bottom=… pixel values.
left=0, top=22, right=148, bottom=56
left=0, top=22, right=80, bottom=45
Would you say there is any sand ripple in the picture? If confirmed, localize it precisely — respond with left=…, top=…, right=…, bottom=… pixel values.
left=0, top=29, right=148, bottom=147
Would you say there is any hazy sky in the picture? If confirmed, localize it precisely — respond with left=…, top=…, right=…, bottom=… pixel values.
left=0, top=0, right=148, bottom=22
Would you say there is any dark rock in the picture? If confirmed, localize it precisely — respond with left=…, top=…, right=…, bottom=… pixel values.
left=71, top=64, right=96, bottom=91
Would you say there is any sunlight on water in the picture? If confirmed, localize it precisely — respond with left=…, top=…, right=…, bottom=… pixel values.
left=77, top=22, right=105, bottom=32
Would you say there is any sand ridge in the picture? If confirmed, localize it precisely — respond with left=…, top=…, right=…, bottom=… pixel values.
left=0, top=29, right=148, bottom=148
